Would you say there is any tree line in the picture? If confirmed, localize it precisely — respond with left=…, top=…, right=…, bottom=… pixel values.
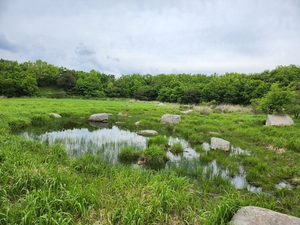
left=0, top=59, right=300, bottom=115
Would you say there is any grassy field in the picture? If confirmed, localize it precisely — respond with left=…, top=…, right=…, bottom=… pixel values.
left=0, top=98, right=300, bottom=224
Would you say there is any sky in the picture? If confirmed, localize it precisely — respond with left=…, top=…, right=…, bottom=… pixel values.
left=0, top=0, right=299, bottom=77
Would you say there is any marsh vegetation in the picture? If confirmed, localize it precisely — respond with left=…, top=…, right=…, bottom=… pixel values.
left=1, top=98, right=300, bottom=224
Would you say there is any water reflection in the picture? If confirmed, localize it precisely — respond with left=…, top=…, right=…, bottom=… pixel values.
left=21, top=125, right=263, bottom=191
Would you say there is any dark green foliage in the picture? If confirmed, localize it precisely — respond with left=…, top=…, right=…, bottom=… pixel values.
left=1, top=59, right=300, bottom=106
left=57, top=70, right=77, bottom=91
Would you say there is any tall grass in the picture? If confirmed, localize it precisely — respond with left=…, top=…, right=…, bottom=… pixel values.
left=1, top=98, right=300, bottom=224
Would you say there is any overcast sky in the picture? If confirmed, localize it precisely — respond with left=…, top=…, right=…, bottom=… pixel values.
left=0, top=0, right=299, bottom=77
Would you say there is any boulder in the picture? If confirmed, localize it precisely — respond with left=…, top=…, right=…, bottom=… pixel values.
left=265, top=115, right=294, bottom=126
left=135, top=121, right=140, bottom=126
left=231, top=206, right=300, bottom=225
left=88, top=113, right=108, bottom=122
left=136, top=130, right=158, bottom=136
left=210, top=137, right=230, bottom=151
left=161, top=114, right=181, bottom=124
left=180, top=109, right=193, bottom=114
left=49, top=113, right=61, bottom=118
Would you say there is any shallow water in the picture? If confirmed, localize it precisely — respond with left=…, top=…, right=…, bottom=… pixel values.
left=21, top=123, right=265, bottom=191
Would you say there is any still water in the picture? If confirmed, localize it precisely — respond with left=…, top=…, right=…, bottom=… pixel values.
left=21, top=123, right=263, bottom=192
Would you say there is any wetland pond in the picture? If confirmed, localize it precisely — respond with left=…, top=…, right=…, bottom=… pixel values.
left=21, top=119, right=264, bottom=192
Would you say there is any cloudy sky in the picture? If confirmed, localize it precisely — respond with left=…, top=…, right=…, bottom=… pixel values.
left=0, top=0, right=299, bottom=76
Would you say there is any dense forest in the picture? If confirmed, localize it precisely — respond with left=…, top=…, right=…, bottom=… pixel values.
left=0, top=59, right=300, bottom=112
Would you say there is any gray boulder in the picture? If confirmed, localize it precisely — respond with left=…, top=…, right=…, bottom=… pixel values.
left=136, top=130, right=158, bottom=136
left=49, top=113, right=61, bottom=118
left=210, top=137, right=230, bottom=151
left=88, top=113, right=108, bottom=122
left=161, top=114, right=181, bottom=124
left=265, top=115, right=294, bottom=126
left=231, top=206, right=300, bottom=225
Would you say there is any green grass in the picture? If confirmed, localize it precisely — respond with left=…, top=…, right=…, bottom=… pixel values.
left=1, top=98, right=300, bottom=224
left=147, top=135, right=169, bottom=149
left=118, top=147, right=141, bottom=162
left=170, top=143, right=184, bottom=154
left=141, top=146, right=169, bottom=168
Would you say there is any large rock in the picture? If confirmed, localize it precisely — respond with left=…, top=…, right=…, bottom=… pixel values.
left=231, top=206, right=300, bottom=225
left=265, top=115, right=294, bottom=126
left=88, top=113, right=108, bottom=122
left=136, top=130, right=158, bottom=136
left=161, top=114, right=181, bottom=124
left=210, top=137, right=230, bottom=151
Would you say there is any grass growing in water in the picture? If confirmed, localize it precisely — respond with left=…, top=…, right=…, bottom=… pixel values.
left=118, top=147, right=140, bottom=162
left=170, top=142, right=184, bottom=154
left=141, top=146, right=169, bottom=167
left=147, top=135, right=169, bottom=149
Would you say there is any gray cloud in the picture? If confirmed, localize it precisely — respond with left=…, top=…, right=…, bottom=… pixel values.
left=0, top=0, right=299, bottom=76
left=0, top=34, right=19, bottom=53
left=75, top=43, right=96, bottom=56
left=107, top=56, right=120, bottom=63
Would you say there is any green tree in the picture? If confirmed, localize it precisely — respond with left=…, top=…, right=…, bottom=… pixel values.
left=73, top=70, right=104, bottom=98
left=20, top=74, right=39, bottom=96
left=286, top=82, right=300, bottom=118
left=57, top=70, right=77, bottom=91
left=259, top=83, right=294, bottom=114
